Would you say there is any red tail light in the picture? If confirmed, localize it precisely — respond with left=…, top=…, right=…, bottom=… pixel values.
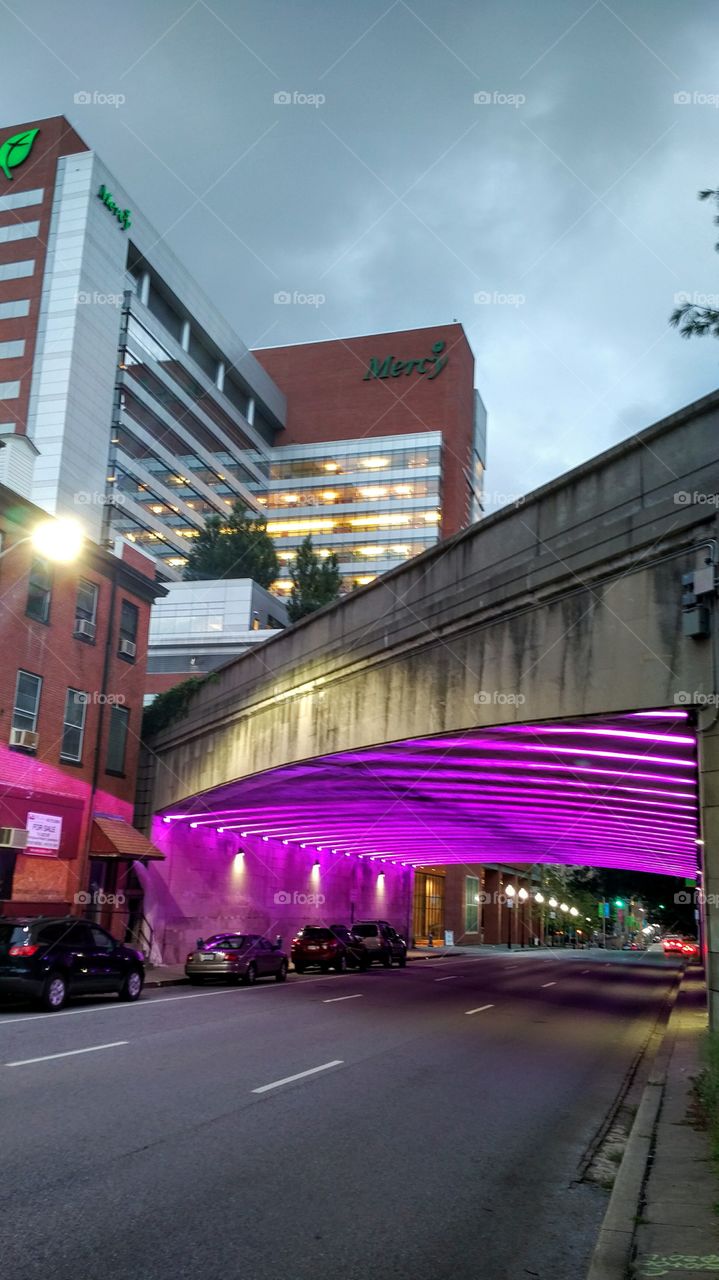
left=9, top=944, right=41, bottom=957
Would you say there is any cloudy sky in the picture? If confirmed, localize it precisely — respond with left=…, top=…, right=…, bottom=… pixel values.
left=6, top=0, right=718, bottom=507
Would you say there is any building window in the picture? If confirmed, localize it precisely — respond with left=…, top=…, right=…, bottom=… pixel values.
left=26, top=558, right=52, bottom=623
left=118, top=600, right=138, bottom=660
left=106, top=705, right=129, bottom=774
left=465, top=876, right=480, bottom=934
left=0, top=339, right=25, bottom=359
left=75, top=579, right=98, bottom=639
left=12, top=670, right=41, bottom=734
left=60, top=689, right=87, bottom=763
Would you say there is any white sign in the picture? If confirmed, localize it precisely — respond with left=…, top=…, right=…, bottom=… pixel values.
left=26, top=812, right=62, bottom=855
left=444, top=930, right=454, bottom=947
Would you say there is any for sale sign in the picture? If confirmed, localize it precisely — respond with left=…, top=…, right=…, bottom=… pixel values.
left=25, top=812, right=63, bottom=856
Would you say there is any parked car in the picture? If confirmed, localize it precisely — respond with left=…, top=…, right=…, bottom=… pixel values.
left=681, top=939, right=700, bottom=960
left=0, top=916, right=144, bottom=1011
left=351, top=920, right=408, bottom=967
left=185, top=933, right=288, bottom=984
left=662, top=936, right=684, bottom=955
left=291, top=924, right=370, bottom=973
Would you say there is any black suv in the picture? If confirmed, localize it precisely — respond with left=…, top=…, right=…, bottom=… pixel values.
left=0, top=917, right=145, bottom=1010
left=351, top=921, right=408, bottom=968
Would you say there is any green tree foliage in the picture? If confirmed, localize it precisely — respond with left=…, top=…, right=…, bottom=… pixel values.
left=183, top=502, right=279, bottom=587
left=670, top=188, right=719, bottom=339
left=142, top=674, right=217, bottom=739
left=287, top=535, right=342, bottom=623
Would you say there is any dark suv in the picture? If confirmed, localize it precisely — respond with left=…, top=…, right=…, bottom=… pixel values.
left=291, top=924, right=370, bottom=973
left=0, top=917, right=145, bottom=1010
left=351, top=921, right=408, bottom=968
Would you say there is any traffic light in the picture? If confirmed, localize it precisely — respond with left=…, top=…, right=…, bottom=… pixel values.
left=614, top=898, right=625, bottom=909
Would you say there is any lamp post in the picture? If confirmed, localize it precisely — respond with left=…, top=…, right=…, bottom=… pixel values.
left=535, top=891, right=545, bottom=947
left=569, top=905, right=579, bottom=948
left=518, top=886, right=529, bottom=947
left=548, top=897, right=558, bottom=946
left=560, top=903, right=569, bottom=948
left=505, top=883, right=516, bottom=949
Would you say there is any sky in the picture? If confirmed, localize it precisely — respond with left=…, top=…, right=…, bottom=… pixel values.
left=5, top=0, right=718, bottom=509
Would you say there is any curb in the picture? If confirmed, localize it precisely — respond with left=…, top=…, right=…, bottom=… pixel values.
left=586, top=974, right=683, bottom=1280
left=143, top=949, right=468, bottom=987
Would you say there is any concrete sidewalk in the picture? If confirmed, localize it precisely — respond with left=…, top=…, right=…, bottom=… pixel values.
left=631, top=974, right=719, bottom=1279
left=143, top=945, right=467, bottom=987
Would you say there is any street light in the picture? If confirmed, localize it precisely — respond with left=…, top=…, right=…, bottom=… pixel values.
left=569, top=906, right=578, bottom=917
left=505, top=883, right=516, bottom=949
left=518, top=886, right=529, bottom=948
left=0, top=516, right=84, bottom=564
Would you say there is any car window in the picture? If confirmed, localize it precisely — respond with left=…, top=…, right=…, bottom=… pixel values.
left=352, top=924, right=379, bottom=938
left=302, top=928, right=332, bottom=940
left=215, top=935, right=246, bottom=949
left=90, top=927, right=116, bottom=950
left=65, top=923, right=95, bottom=949
left=36, top=921, right=76, bottom=945
left=0, top=924, right=28, bottom=951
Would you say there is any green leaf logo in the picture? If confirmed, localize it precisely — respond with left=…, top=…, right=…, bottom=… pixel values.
left=0, top=128, right=39, bottom=181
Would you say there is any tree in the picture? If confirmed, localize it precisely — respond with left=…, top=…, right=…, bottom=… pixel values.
left=287, top=535, right=342, bottom=622
left=183, top=502, right=279, bottom=587
left=670, top=187, right=719, bottom=339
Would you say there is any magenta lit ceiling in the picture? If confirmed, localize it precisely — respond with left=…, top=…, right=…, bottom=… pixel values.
left=162, top=711, right=699, bottom=877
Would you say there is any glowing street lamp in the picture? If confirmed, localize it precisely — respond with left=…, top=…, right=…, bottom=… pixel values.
left=0, top=515, right=84, bottom=564
left=505, top=883, right=516, bottom=950
left=569, top=906, right=579, bottom=918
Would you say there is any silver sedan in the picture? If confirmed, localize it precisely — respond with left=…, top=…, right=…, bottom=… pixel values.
left=185, top=934, right=288, bottom=985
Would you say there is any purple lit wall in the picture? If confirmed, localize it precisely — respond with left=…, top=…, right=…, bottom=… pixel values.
left=144, top=711, right=699, bottom=959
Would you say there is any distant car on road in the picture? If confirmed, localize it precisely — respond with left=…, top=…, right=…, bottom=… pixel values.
left=0, top=916, right=144, bottom=1011
left=186, top=934, right=288, bottom=985
left=351, top=920, right=408, bottom=968
left=681, top=939, right=700, bottom=960
left=291, top=924, right=370, bottom=974
left=662, top=936, right=684, bottom=955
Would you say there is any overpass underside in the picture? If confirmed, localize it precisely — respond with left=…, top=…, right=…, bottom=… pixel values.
left=161, top=709, right=699, bottom=878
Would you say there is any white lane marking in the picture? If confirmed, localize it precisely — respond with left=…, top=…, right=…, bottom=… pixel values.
left=252, top=1059, right=343, bottom=1094
left=322, top=994, right=363, bottom=1003
left=465, top=1004, right=494, bottom=1015
left=6, top=1040, right=128, bottom=1067
left=0, top=975, right=339, bottom=1028
left=435, top=976, right=456, bottom=982
left=541, top=981, right=557, bottom=988
left=582, top=969, right=590, bottom=974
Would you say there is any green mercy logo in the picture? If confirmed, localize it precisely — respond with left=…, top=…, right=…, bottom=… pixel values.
left=0, top=128, right=39, bottom=180
left=363, top=339, right=449, bottom=382
left=97, top=184, right=131, bottom=231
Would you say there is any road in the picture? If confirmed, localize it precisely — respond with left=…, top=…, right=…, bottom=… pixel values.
left=0, top=948, right=680, bottom=1280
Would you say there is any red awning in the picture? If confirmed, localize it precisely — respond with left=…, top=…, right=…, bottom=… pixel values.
left=90, top=818, right=165, bottom=861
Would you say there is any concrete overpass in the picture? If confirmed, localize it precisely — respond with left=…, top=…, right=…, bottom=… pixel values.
left=138, top=390, right=719, bottom=1007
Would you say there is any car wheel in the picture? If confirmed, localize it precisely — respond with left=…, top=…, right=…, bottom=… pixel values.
left=187, top=976, right=205, bottom=985
left=242, top=962, right=257, bottom=986
left=398, top=955, right=407, bottom=968
left=360, top=956, right=371, bottom=971
left=382, top=955, right=391, bottom=969
left=119, top=968, right=143, bottom=1002
left=293, top=962, right=305, bottom=974
left=40, top=972, right=67, bottom=1011
left=334, top=954, right=347, bottom=974
left=275, top=961, right=288, bottom=982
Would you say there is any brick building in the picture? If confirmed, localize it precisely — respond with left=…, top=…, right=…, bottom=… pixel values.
left=0, top=483, right=165, bottom=940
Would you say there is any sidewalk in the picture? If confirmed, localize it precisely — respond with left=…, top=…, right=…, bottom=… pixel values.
left=143, top=945, right=467, bottom=987
left=632, top=974, right=719, bottom=1279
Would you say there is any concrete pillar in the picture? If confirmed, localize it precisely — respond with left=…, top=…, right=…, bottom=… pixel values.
left=700, top=719, right=719, bottom=1026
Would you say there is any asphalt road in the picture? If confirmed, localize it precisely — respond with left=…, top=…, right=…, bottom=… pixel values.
left=0, top=948, right=680, bottom=1280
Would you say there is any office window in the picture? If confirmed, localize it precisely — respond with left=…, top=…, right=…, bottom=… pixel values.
left=75, top=579, right=98, bottom=634
left=0, top=380, right=20, bottom=398
left=0, top=221, right=39, bottom=243
left=12, top=670, right=41, bottom=733
left=106, top=705, right=129, bottom=774
left=0, top=340, right=25, bottom=359
left=26, top=557, right=52, bottom=622
left=118, top=600, right=138, bottom=659
left=60, top=689, right=87, bottom=763
left=465, top=876, right=480, bottom=933
left=0, top=260, right=34, bottom=280
left=0, top=299, right=30, bottom=319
